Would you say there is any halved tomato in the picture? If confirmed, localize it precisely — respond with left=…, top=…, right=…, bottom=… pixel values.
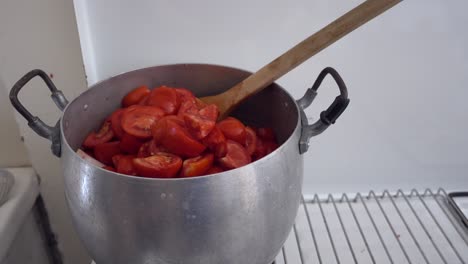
left=103, top=166, right=116, bottom=172
left=183, top=113, right=215, bottom=140
left=83, top=120, right=114, bottom=148
left=122, top=85, right=150, bottom=107
left=202, top=126, right=227, bottom=157
left=147, top=86, right=180, bottom=115
left=198, top=104, right=219, bottom=121
left=180, top=153, right=214, bottom=177
left=256, top=127, right=276, bottom=141
left=175, top=88, right=195, bottom=103
left=219, top=140, right=251, bottom=169
left=244, top=127, right=257, bottom=156
left=112, top=154, right=138, bottom=176
left=137, top=140, right=166, bottom=158
left=264, top=140, right=279, bottom=155
left=177, top=100, right=199, bottom=118
left=133, top=153, right=182, bottom=178
left=205, top=166, right=224, bottom=175
left=120, top=133, right=144, bottom=155
left=94, top=141, right=121, bottom=166
left=110, top=109, right=126, bottom=139
left=152, top=116, right=206, bottom=158
left=217, top=117, right=246, bottom=144
left=121, top=105, right=165, bottom=138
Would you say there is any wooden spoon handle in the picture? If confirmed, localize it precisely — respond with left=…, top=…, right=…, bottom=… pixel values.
left=203, top=0, right=401, bottom=117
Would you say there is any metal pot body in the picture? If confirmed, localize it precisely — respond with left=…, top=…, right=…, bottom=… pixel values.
left=10, top=64, right=349, bottom=264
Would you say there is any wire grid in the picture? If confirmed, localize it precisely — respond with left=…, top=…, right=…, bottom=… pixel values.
left=274, top=188, right=468, bottom=264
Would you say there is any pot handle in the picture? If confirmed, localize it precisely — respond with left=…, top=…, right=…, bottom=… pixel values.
left=9, top=69, right=69, bottom=157
left=297, top=67, right=350, bottom=154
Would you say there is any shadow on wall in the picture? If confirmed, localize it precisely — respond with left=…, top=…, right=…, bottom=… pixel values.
left=0, top=78, right=31, bottom=168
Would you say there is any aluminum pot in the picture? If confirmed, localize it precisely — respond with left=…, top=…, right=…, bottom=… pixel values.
left=9, top=64, right=349, bottom=264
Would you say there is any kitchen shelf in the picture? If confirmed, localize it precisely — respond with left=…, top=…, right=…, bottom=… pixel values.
left=275, top=188, right=468, bottom=264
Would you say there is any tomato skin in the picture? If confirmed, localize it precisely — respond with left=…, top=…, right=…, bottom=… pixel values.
left=103, top=166, right=116, bottom=172
left=217, top=117, right=246, bottom=144
left=147, top=86, right=180, bottom=115
left=205, top=166, right=224, bottom=175
left=256, top=127, right=276, bottom=141
left=183, top=113, right=215, bottom=140
left=264, top=140, right=279, bottom=155
left=110, top=109, right=126, bottom=139
left=177, top=100, right=199, bottom=118
left=175, top=88, right=195, bottom=103
left=244, top=127, right=257, bottom=156
left=219, top=140, right=251, bottom=169
left=152, top=116, right=206, bottom=158
left=120, top=133, right=144, bottom=155
left=121, top=105, right=165, bottom=139
left=83, top=120, right=114, bottom=148
left=202, top=126, right=227, bottom=158
left=122, top=85, right=151, bottom=107
left=133, top=153, right=182, bottom=178
left=180, top=153, right=214, bottom=177
left=198, top=104, right=219, bottom=122
left=112, top=155, right=138, bottom=175
left=94, top=141, right=121, bottom=166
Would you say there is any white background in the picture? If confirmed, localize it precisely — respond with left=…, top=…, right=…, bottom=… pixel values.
left=1, top=0, right=468, bottom=263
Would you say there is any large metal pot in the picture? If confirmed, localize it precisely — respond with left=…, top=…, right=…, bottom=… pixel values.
left=9, top=64, right=349, bottom=264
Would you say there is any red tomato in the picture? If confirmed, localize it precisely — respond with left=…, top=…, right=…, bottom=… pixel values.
left=103, top=166, right=116, bottom=172
left=83, top=120, right=114, bottom=148
left=175, top=88, right=195, bottom=103
left=138, top=95, right=149, bottom=105
left=198, top=104, right=219, bottom=121
left=112, top=155, right=138, bottom=176
left=183, top=113, right=216, bottom=140
left=177, top=100, right=199, bottom=118
left=121, top=105, right=165, bottom=138
left=122, top=85, right=150, bottom=107
left=256, top=127, right=276, bottom=141
left=195, top=98, right=207, bottom=109
left=219, top=140, right=251, bottom=169
left=133, top=153, right=182, bottom=178
left=264, top=140, right=279, bottom=155
left=110, top=109, right=126, bottom=139
left=202, top=126, right=227, bottom=157
left=147, top=86, right=180, bottom=115
left=94, top=141, right=121, bottom=166
left=180, top=153, right=214, bottom=177
left=120, top=133, right=144, bottom=154
left=253, top=139, right=266, bottom=161
left=152, top=116, right=206, bottom=158
left=205, top=166, right=224, bottom=175
left=244, top=127, right=258, bottom=156
left=217, top=117, right=246, bottom=144
left=137, top=140, right=166, bottom=158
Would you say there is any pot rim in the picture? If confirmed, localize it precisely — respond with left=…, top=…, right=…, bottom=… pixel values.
left=60, top=63, right=302, bottom=182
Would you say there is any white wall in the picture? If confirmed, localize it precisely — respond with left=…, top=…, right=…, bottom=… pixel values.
left=76, top=0, right=468, bottom=195
left=0, top=0, right=90, bottom=263
left=0, top=82, right=30, bottom=168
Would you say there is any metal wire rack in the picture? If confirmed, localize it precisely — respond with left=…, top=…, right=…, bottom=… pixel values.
left=274, top=188, right=468, bottom=264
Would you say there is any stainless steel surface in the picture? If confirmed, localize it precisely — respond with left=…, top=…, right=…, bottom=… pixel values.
left=278, top=188, right=468, bottom=264
left=59, top=64, right=312, bottom=264
left=10, top=64, right=348, bottom=264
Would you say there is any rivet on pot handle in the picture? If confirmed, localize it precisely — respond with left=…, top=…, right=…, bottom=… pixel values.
left=9, top=69, right=69, bottom=157
left=297, top=67, right=350, bottom=154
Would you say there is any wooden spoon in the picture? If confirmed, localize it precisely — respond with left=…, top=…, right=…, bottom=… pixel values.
left=201, top=0, right=402, bottom=119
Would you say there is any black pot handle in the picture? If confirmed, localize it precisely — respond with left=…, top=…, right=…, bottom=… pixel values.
left=296, top=67, right=350, bottom=154
left=9, top=69, right=69, bottom=157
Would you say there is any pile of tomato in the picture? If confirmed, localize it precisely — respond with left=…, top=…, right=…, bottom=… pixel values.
left=80, top=85, right=279, bottom=178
